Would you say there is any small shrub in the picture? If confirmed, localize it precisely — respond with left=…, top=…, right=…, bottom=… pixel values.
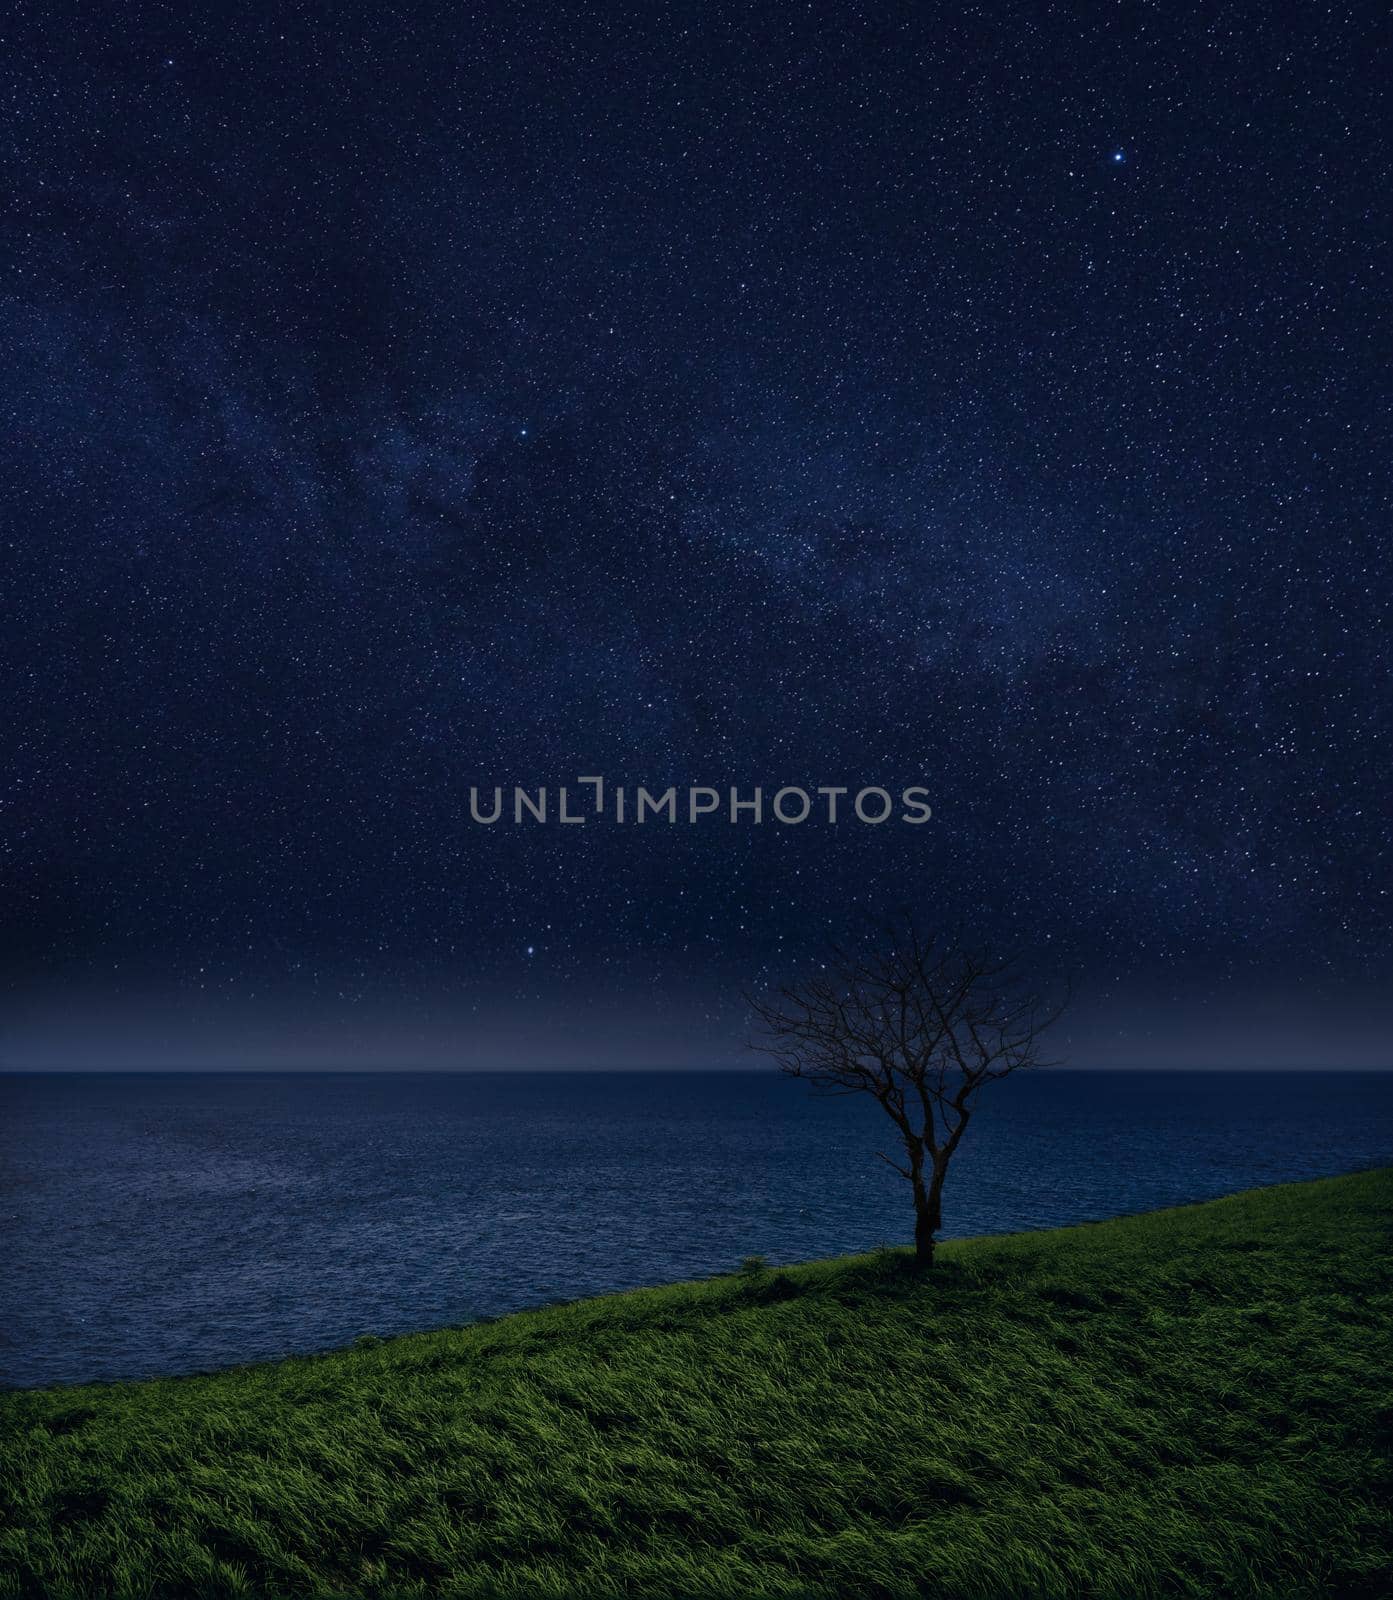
left=738, top=1255, right=768, bottom=1277
left=752, top=1272, right=801, bottom=1303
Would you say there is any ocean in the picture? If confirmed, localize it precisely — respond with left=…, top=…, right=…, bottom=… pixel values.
left=2, top=1068, right=1389, bottom=1388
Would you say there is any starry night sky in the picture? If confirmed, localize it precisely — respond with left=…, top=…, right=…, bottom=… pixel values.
left=4, top=2, right=1390, bottom=1068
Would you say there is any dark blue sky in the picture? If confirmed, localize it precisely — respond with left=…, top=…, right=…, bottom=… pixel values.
left=3, top=1, right=1390, bottom=1067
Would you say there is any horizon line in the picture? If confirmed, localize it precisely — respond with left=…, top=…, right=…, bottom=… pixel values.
left=3, top=1063, right=1391, bottom=1076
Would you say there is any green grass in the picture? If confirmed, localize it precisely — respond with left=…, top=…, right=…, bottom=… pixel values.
left=2, top=1172, right=1390, bottom=1599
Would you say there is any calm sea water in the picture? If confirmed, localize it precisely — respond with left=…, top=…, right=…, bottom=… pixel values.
left=1, top=1069, right=1389, bottom=1389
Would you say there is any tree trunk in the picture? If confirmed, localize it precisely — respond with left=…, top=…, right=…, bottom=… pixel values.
left=911, top=1159, right=949, bottom=1269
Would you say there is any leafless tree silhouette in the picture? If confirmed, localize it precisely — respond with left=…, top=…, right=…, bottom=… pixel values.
left=748, top=918, right=1069, bottom=1267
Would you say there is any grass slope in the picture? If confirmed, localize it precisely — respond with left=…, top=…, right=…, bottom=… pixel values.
left=1, top=1171, right=1390, bottom=1600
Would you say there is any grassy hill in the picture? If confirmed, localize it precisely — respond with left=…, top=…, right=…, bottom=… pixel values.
left=1, top=1170, right=1389, bottom=1599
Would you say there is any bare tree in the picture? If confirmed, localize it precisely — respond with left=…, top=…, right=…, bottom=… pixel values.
left=748, top=919, right=1068, bottom=1267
